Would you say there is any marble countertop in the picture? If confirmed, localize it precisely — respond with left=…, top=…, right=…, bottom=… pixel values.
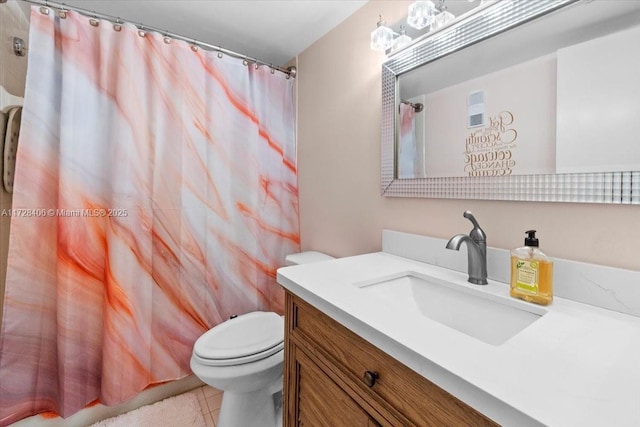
left=277, top=252, right=640, bottom=427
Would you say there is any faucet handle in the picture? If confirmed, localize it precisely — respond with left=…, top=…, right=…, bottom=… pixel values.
left=463, top=211, right=486, bottom=243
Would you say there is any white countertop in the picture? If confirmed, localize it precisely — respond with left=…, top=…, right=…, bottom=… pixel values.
left=277, top=252, right=640, bottom=427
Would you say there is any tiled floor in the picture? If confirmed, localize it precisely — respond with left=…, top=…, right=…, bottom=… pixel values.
left=193, top=385, right=223, bottom=427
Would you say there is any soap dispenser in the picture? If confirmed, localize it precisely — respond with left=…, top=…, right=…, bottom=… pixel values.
left=510, top=230, right=553, bottom=305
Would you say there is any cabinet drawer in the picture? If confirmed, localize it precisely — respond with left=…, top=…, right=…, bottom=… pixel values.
left=295, top=346, right=381, bottom=427
left=288, top=294, right=498, bottom=427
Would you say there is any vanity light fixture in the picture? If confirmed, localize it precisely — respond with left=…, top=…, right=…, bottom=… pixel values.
left=407, top=0, right=437, bottom=30
left=370, top=14, right=395, bottom=51
left=371, top=0, right=465, bottom=53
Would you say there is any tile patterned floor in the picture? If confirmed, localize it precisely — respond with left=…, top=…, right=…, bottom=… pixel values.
left=193, top=385, right=223, bottom=427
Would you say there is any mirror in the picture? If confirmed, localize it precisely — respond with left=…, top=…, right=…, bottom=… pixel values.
left=382, top=0, right=640, bottom=204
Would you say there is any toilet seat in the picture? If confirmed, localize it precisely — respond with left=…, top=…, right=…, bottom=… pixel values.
left=194, top=311, right=284, bottom=367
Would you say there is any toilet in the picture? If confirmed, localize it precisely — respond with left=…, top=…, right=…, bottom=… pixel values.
left=190, top=251, right=334, bottom=427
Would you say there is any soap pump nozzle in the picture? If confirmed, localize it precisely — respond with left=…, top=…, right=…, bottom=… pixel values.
left=525, top=230, right=539, bottom=247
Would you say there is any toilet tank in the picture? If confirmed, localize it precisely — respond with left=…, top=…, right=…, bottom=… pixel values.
left=285, top=251, right=334, bottom=266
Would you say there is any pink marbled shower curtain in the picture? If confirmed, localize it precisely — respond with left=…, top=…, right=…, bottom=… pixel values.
left=398, top=102, right=417, bottom=178
left=0, top=7, right=299, bottom=426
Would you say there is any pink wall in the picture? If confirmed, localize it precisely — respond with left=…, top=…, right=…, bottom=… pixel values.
left=296, top=0, right=640, bottom=271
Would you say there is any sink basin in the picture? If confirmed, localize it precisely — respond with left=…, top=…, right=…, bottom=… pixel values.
left=354, top=272, right=546, bottom=345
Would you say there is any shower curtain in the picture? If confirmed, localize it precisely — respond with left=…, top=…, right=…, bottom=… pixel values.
left=0, top=7, right=299, bottom=426
left=398, top=102, right=418, bottom=178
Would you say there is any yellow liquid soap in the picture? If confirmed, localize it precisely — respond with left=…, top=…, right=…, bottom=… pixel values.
left=510, top=256, right=553, bottom=305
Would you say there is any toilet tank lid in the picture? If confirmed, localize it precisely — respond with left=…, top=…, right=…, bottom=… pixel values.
left=285, top=251, right=334, bottom=266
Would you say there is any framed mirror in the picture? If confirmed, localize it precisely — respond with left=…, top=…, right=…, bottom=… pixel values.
left=381, top=0, right=640, bottom=204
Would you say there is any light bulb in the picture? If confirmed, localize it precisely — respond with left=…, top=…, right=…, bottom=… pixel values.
left=431, top=8, right=455, bottom=31
left=407, top=0, right=437, bottom=30
left=370, top=15, right=395, bottom=51
left=392, top=25, right=413, bottom=52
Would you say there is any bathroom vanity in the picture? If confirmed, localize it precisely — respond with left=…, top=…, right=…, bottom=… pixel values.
left=277, top=232, right=640, bottom=426
left=283, top=291, right=497, bottom=426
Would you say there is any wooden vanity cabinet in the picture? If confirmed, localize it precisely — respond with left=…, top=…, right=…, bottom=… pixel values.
left=292, top=345, right=381, bottom=426
left=283, top=291, right=499, bottom=427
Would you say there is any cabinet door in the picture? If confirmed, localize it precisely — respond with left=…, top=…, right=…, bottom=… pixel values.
left=289, top=345, right=380, bottom=427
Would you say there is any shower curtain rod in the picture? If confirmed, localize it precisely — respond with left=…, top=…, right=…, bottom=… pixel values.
left=17, top=0, right=297, bottom=78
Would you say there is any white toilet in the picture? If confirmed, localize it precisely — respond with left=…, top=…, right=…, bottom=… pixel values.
left=190, top=251, right=334, bottom=427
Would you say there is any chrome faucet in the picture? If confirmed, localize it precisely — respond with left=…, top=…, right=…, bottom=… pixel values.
left=446, top=211, right=488, bottom=285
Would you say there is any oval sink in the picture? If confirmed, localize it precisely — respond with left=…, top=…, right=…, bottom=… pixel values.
left=354, top=271, right=547, bottom=345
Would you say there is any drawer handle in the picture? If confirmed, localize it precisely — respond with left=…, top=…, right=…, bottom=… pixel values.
left=363, top=370, right=379, bottom=388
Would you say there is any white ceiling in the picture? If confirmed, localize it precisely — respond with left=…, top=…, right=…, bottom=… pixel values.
left=50, top=0, right=369, bottom=66
left=14, top=0, right=494, bottom=66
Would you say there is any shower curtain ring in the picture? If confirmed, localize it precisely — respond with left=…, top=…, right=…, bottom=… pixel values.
left=217, top=49, right=223, bottom=59
left=191, top=40, right=199, bottom=52
left=113, top=18, right=122, bottom=32
left=163, top=32, right=172, bottom=44
left=58, top=7, right=67, bottom=19
left=89, top=13, right=99, bottom=27
left=138, top=24, right=146, bottom=38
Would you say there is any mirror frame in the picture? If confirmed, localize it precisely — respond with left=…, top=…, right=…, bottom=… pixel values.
left=381, top=0, right=639, bottom=204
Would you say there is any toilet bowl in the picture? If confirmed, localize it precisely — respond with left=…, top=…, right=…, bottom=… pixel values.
left=190, top=251, right=334, bottom=427
left=191, top=311, right=284, bottom=427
